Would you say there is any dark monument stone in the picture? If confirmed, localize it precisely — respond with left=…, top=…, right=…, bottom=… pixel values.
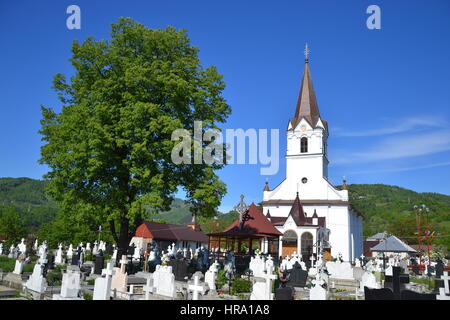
left=71, top=254, right=79, bottom=266
left=384, top=266, right=409, bottom=299
left=364, top=287, right=395, bottom=300
left=275, top=286, right=294, bottom=300
left=435, top=259, right=445, bottom=278
left=128, top=244, right=136, bottom=257
left=94, top=255, right=105, bottom=275
left=47, top=255, right=55, bottom=270
left=400, top=289, right=436, bottom=300
left=168, top=259, right=189, bottom=281
left=105, top=243, right=113, bottom=255
left=286, top=262, right=308, bottom=288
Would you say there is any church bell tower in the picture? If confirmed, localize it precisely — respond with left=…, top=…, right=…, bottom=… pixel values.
left=286, top=44, right=329, bottom=184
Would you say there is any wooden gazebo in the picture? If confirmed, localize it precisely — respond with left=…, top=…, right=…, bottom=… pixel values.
left=207, top=201, right=282, bottom=268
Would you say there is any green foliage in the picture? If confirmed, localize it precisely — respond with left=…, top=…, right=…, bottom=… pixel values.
left=216, top=269, right=228, bottom=289
left=83, top=291, right=93, bottom=300
left=47, top=270, right=63, bottom=286
left=231, top=278, right=252, bottom=294
left=0, top=178, right=58, bottom=232
left=23, top=263, right=35, bottom=273
left=0, top=206, right=27, bottom=245
left=410, top=277, right=434, bottom=290
left=342, top=184, right=450, bottom=249
left=38, top=17, right=231, bottom=252
left=0, top=256, right=16, bottom=272
left=86, top=279, right=95, bottom=286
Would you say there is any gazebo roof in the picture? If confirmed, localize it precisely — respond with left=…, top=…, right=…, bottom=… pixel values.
left=370, top=235, right=417, bottom=253
left=208, top=202, right=282, bottom=238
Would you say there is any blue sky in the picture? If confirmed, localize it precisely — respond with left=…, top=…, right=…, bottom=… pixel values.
left=0, top=1, right=449, bottom=213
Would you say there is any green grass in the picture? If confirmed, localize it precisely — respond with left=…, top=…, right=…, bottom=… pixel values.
left=0, top=256, right=35, bottom=273
left=410, top=277, right=434, bottom=290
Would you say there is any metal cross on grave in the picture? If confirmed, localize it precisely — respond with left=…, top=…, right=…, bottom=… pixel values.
left=119, top=255, right=128, bottom=274
left=188, top=273, right=205, bottom=300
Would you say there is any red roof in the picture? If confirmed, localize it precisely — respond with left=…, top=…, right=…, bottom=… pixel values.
left=209, top=203, right=282, bottom=238
left=135, top=221, right=208, bottom=243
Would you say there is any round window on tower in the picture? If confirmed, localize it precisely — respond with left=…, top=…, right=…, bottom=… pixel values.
left=302, top=177, right=308, bottom=184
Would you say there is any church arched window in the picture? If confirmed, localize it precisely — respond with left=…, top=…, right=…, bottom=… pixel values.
left=301, top=137, right=308, bottom=153
left=301, top=232, right=313, bottom=256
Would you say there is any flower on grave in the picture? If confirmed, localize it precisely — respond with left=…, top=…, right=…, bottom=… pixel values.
left=254, top=249, right=261, bottom=255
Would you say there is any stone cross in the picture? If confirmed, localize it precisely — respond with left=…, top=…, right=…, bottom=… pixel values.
left=188, top=273, right=205, bottom=300
left=261, top=265, right=277, bottom=300
left=437, top=272, right=450, bottom=300
left=143, top=277, right=154, bottom=300
left=119, top=255, right=128, bottom=274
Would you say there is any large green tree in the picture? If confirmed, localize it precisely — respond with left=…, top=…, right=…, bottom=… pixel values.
left=0, top=207, right=27, bottom=245
left=39, top=18, right=231, bottom=257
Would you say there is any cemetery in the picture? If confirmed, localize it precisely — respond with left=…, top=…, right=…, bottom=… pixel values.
left=1, top=197, right=449, bottom=301
left=0, top=5, right=449, bottom=307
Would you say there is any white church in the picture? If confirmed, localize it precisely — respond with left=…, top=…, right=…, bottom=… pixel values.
left=260, top=47, right=364, bottom=263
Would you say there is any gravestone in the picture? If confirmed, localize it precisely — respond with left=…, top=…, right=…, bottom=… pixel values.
left=168, top=259, right=189, bottom=281
left=47, top=255, right=55, bottom=270
left=384, top=266, right=409, bottom=299
left=359, top=272, right=379, bottom=291
left=435, top=259, right=444, bottom=278
left=205, top=261, right=219, bottom=291
left=53, top=268, right=81, bottom=300
left=188, top=273, right=207, bottom=300
left=25, top=263, right=48, bottom=293
left=286, top=262, right=308, bottom=288
left=309, top=274, right=328, bottom=300
left=436, top=272, right=450, bottom=300
left=275, top=286, right=293, bottom=300
left=55, top=244, right=64, bottom=265
left=93, top=261, right=115, bottom=300
left=249, top=254, right=266, bottom=277
left=250, top=266, right=276, bottom=300
left=353, top=267, right=365, bottom=281
left=12, top=260, right=23, bottom=275
left=94, top=254, right=105, bottom=275
left=153, top=265, right=176, bottom=298
left=326, top=261, right=354, bottom=280
left=111, top=255, right=129, bottom=293
left=143, top=276, right=154, bottom=300
left=364, top=287, right=394, bottom=300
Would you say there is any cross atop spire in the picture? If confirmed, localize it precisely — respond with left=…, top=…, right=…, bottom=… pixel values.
left=304, top=43, right=309, bottom=62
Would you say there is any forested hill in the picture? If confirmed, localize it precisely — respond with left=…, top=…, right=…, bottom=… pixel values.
left=343, top=184, right=450, bottom=247
left=0, top=178, right=449, bottom=247
left=0, top=177, right=58, bottom=232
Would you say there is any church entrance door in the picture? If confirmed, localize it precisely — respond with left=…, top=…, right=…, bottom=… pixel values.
left=281, top=230, right=298, bottom=258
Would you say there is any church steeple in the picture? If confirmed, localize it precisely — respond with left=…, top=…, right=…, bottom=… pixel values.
left=290, top=44, right=323, bottom=129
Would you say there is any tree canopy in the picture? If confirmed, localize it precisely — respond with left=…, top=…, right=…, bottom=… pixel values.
left=39, top=18, right=231, bottom=255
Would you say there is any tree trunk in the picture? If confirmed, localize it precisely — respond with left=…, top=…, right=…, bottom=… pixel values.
left=116, top=217, right=130, bottom=262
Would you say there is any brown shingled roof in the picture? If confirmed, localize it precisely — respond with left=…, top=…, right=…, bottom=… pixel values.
left=290, top=58, right=323, bottom=129
left=288, top=192, right=308, bottom=226
left=135, top=221, right=208, bottom=243
left=209, top=202, right=282, bottom=238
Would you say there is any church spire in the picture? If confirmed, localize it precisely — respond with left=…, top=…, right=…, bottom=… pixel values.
left=290, top=44, right=322, bottom=129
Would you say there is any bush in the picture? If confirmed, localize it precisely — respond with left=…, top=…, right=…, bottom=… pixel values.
left=0, top=256, right=16, bottom=273
left=231, top=278, right=252, bottom=295
left=216, top=269, right=228, bottom=289
left=83, top=292, right=93, bottom=300
left=47, top=270, right=62, bottom=286
left=87, top=279, right=95, bottom=285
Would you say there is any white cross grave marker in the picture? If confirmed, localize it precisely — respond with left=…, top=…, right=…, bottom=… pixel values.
left=188, top=273, right=205, bottom=300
